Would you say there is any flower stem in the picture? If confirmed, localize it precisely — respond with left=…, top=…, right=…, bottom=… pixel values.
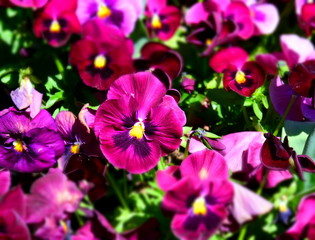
left=237, top=223, right=248, bottom=240
left=106, top=170, right=130, bottom=211
left=273, top=94, right=297, bottom=136
left=242, top=105, right=250, bottom=128
left=257, top=168, right=269, bottom=195
left=184, top=138, right=190, bottom=158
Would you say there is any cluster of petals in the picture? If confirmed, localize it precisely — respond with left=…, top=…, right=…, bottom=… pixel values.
left=157, top=149, right=273, bottom=239
left=94, top=71, right=186, bottom=174
left=0, top=168, right=83, bottom=240
left=261, top=34, right=315, bottom=121
left=185, top=0, right=279, bottom=55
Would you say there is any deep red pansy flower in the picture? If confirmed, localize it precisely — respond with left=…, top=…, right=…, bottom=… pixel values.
left=261, top=133, right=315, bottom=180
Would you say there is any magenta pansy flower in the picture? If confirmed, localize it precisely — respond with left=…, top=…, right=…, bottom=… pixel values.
left=94, top=72, right=185, bottom=174
left=209, top=47, right=265, bottom=97
left=163, top=177, right=233, bottom=240
left=33, top=0, right=81, bottom=47
left=0, top=108, right=65, bottom=172
left=69, top=20, right=134, bottom=90
left=76, top=0, right=140, bottom=36
left=145, top=0, right=181, bottom=40
left=26, top=168, right=83, bottom=223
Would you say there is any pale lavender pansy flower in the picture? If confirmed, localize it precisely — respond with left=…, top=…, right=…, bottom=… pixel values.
left=10, top=77, right=43, bottom=118
left=0, top=109, right=65, bottom=172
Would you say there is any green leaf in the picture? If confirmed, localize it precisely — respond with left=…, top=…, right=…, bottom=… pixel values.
left=45, top=91, right=64, bottom=109
left=253, top=101, right=262, bottom=120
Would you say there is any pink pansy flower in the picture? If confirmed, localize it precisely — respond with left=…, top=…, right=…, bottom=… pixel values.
left=33, top=0, right=81, bottom=47
left=145, top=0, right=181, bottom=40
left=210, top=47, right=265, bottom=97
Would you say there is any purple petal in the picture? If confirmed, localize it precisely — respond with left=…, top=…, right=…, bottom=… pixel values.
left=55, top=111, right=76, bottom=141
left=162, top=177, right=201, bottom=213
left=185, top=2, right=209, bottom=25
left=0, top=186, right=26, bottom=218
left=227, top=182, right=273, bottom=226
left=209, top=47, right=248, bottom=72
left=30, top=109, right=58, bottom=132
left=107, top=72, right=167, bottom=119
left=301, top=97, right=315, bottom=121
left=0, top=170, right=10, bottom=196
left=26, top=168, right=83, bottom=223
left=252, top=3, right=279, bottom=34
left=0, top=110, right=30, bottom=136
left=280, top=34, right=315, bottom=68
left=0, top=209, right=30, bottom=240
left=156, top=166, right=181, bottom=191
left=269, top=76, right=304, bottom=121
left=180, top=149, right=229, bottom=181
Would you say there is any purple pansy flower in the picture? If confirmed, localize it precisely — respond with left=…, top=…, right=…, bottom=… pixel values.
left=69, top=20, right=134, bottom=91
left=0, top=109, right=65, bottom=172
left=33, top=0, right=81, bottom=47
left=145, top=0, right=181, bottom=40
left=209, top=47, right=265, bottom=97
left=76, top=0, right=141, bottom=36
left=94, top=71, right=186, bottom=174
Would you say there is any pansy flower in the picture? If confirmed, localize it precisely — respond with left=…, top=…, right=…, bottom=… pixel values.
left=69, top=20, right=134, bottom=90
left=145, top=0, right=181, bottom=40
left=94, top=71, right=186, bottom=174
left=163, top=177, right=233, bottom=240
left=76, top=0, right=141, bottom=36
left=33, top=0, right=81, bottom=47
left=134, top=42, right=183, bottom=81
left=0, top=108, right=65, bottom=172
left=261, top=133, right=315, bottom=180
left=209, top=47, right=265, bottom=97
left=278, top=193, right=315, bottom=240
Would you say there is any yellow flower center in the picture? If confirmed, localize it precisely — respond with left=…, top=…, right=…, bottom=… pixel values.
left=129, top=121, right=145, bottom=139
left=50, top=20, right=61, bottom=33
left=97, top=4, right=111, bottom=18
left=205, top=39, right=212, bottom=46
left=192, top=197, right=207, bottom=216
left=94, top=55, right=107, bottom=69
left=70, top=143, right=80, bottom=154
left=13, top=139, right=25, bottom=152
left=151, top=14, right=162, bottom=29
left=235, top=70, right=247, bottom=84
